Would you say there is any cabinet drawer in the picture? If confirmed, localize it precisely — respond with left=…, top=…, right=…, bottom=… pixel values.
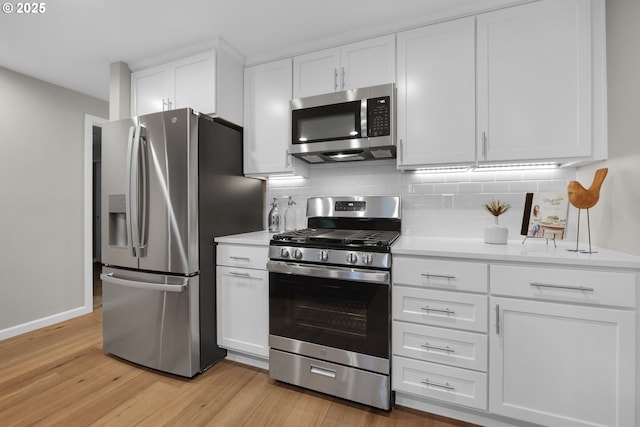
left=393, top=257, right=488, bottom=292
left=393, top=287, right=488, bottom=333
left=217, top=244, right=269, bottom=270
left=393, top=355, right=487, bottom=410
left=393, top=322, right=487, bottom=372
left=491, top=264, right=637, bottom=308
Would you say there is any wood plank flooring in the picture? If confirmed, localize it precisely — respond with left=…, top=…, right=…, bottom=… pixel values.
left=0, top=310, right=478, bottom=427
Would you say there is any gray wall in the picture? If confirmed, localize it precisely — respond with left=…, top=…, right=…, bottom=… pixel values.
left=576, top=0, right=640, bottom=256
left=0, top=66, right=108, bottom=331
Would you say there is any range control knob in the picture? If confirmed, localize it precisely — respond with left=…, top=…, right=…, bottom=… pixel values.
left=362, top=253, right=374, bottom=265
left=318, top=250, right=329, bottom=262
left=279, top=248, right=289, bottom=258
left=293, top=248, right=303, bottom=260
left=346, top=252, right=358, bottom=264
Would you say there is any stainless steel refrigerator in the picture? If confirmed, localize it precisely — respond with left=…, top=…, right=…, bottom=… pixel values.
left=100, top=108, right=264, bottom=377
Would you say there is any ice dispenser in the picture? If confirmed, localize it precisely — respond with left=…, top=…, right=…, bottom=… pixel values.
left=108, top=194, right=127, bottom=247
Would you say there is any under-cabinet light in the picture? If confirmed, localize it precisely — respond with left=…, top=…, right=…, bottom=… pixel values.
left=410, top=166, right=471, bottom=174
left=473, top=162, right=560, bottom=171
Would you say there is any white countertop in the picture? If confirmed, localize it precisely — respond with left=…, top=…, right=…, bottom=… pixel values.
left=214, top=230, right=274, bottom=246
left=392, top=236, right=640, bottom=270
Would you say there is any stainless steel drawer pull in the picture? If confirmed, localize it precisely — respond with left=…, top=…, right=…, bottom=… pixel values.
left=228, top=271, right=251, bottom=278
left=530, top=282, right=595, bottom=292
left=421, top=273, right=456, bottom=280
left=310, top=365, right=336, bottom=379
left=420, top=343, right=455, bottom=353
left=421, top=379, right=455, bottom=391
left=230, top=256, right=251, bottom=261
left=421, top=306, right=455, bottom=315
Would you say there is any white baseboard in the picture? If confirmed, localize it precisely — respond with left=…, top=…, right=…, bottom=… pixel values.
left=0, top=305, right=93, bottom=341
left=225, top=350, right=269, bottom=371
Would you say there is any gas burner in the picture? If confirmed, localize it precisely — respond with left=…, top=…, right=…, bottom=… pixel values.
left=272, top=228, right=400, bottom=250
left=272, top=228, right=329, bottom=243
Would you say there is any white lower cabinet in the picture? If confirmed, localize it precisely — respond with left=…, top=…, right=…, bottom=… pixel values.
left=490, top=297, right=635, bottom=427
left=392, top=255, right=637, bottom=427
left=216, top=243, right=269, bottom=360
left=392, top=256, right=489, bottom=411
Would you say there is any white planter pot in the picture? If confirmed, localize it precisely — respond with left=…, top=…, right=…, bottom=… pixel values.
left=484, top=221, right=508, bottom=245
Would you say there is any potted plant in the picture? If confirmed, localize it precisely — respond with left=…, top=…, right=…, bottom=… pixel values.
left=483, top=199, right=511, bottom=244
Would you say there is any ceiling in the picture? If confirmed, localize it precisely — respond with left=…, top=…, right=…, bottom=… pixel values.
left=0, top=0, right=527, bottom=101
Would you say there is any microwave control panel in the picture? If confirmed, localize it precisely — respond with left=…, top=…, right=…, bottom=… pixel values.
left=367, top=96, right=391, bottom=137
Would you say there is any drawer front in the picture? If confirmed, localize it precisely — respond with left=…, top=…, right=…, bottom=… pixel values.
left=393, top=257, right=488, bottom=293
left=217, top=244, right=269, bottom=270
left=491, top=264, right=637, bottom=308
left=393, top=322, right=487, bottom=372
left=393, top=355, right=488, bottom=410
left=393, top=287, right=488, bottom=333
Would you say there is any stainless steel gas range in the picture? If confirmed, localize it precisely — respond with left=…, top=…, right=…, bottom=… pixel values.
left=266, top=196, right=401, bottom=410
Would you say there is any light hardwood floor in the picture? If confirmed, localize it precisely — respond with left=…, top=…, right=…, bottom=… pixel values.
left=0, top=310, right=478, bottom=427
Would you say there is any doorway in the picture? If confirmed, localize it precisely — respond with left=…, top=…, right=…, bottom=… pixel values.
left=93, top=125, right=102, bottom=308
left=84, top=114, right=107, bottom=312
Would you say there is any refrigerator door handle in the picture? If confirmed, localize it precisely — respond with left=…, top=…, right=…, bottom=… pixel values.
left=100, top=273, right=188, bottom=293
left=138, top=132, right=149, bottom=257
left=127, top=125, right=142, bottom=258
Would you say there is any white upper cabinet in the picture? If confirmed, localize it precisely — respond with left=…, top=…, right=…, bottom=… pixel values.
left=293, top=35, right=396, bottom=99
left=477, top=0, right=601, bottom=163
left=131, top=41, right=244, bottom=125
left=396, top=17, right=476, bottom=168
left=243, top=58, right=308, bottom=178
left=396, top=0, right=606, bottom=169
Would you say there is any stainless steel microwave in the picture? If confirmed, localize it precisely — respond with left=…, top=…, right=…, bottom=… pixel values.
left=289, top=83, right=395, bottom=163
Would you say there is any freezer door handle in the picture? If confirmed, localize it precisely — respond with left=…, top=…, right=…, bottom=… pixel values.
left=100, top=273, right=188, bottom=293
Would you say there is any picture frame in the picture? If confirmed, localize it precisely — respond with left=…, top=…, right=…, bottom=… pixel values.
left=520, top=192, right=569, bottom=240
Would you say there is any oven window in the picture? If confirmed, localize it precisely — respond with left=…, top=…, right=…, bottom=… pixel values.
left=292, top=100, right=361, bottom=144
left=269, top=272, right=389, bottom=359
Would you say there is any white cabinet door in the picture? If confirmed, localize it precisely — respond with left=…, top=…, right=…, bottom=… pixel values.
left=477, top=0, right=593, bottom=162
left=244, top=58, right=308, bottom=177
left=172, top=52, right=216, bottom=115
left=131, top=65, right=168, bottom=117
left=293, top=47, right=340, bottom=99
left=396, top=17, right=476, bottom=168
left=490, top=297, right=635, bottom=427
left=340, top=35, right=395, bottom=92
left=216, top=266, right=269, bottom=358
left=293, top=35, right=396, bottom=99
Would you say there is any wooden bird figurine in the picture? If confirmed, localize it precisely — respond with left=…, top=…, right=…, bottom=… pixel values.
left=567, top=168, right=608, bottom=253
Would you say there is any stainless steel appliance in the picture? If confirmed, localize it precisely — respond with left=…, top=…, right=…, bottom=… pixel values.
left=289, top=84, right=395, bottom=163
left=100, top=108, right=264, bottom=377
left=267, top=196, right=401, bottom=410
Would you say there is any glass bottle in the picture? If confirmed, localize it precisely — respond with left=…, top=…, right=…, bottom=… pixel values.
left=268, top=197, right=281, bottom=232
left=284, top=196, right=297, bottom=232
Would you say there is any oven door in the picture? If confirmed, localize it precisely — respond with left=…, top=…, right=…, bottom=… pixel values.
left=267, top=261, right=390, bottom=372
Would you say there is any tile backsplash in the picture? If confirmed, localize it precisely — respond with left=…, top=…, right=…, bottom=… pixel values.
left=266, top=160, right=578, bottom=241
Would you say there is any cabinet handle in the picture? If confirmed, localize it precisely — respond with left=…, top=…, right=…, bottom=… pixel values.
left=530, top=282, right=595, bottom=292
left=334, top=68, right=338, bottom=91
left=228, top=271, right=251, bottom=278
left=341, top=66, right=345, bottom=89
left=285, top=149, right=291, bottom=170
left=421, top=379, right=455, bottom=391
left=495, top=304, right=500, bottom=335
left=162, top=99, right=168, bottom=111
left=398, top=139, right=403, bottom=164
left=421, top=273, right=456, bottom=280
left=481, top=132, right=487, bottom=159
left=420, top=343, right=455, bottom=354
left=230, top=256, right=251, bottom=261
left=421, top=306, right=455, bottom=315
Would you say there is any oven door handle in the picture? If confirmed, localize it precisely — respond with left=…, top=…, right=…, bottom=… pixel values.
left=266, top=261, right=390, bottom=285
